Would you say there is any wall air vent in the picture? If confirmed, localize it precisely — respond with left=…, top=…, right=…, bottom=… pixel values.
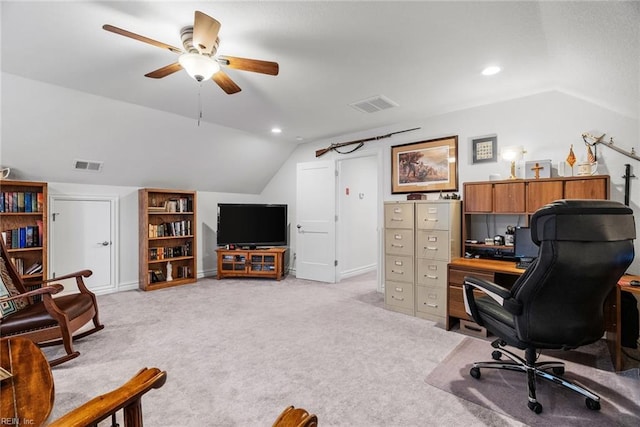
left=73, top=159, right=103, bottom=172
left=349, top=95, right=399, bottom=113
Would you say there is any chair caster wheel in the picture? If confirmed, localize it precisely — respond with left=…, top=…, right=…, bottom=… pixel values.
left=552, top=366, right=565, bottom=375
left=491, top=350, right=502, bottom=360
left=586, top=398, right=601, bottom=411
left=470, top=367, right=481, bottom=379
left=528, top=401, right=543, bottom=414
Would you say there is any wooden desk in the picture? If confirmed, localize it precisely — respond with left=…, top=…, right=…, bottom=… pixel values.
left=0, top=337, right=54, bottom=426
left=447, top=257, right=640, bottom=371
left=607, top=276, right=640, bottom=371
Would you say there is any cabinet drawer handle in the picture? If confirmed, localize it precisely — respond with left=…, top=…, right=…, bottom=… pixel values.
left=425, top=274, right=438, bottom=279
left=424, top=218, right=438, bottom=222
left=391, top=270, right=403, bottom=275
left=391, top=218, right=404, bottom=222
left=392, top=296, right=405, bottom=301
left=424, top=303, right=438, bottom=308
left=391, top=243, right=404, bottom=248
left=425, top=246, right=438, bottom=251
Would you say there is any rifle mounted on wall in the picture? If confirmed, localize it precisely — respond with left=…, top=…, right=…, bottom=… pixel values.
left=315, top=127, right=421, bottom=157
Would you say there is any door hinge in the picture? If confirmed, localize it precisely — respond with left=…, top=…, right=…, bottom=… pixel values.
left=335, top=215, right=338, bottom=222
left=334, top=260, right=338, bottom=266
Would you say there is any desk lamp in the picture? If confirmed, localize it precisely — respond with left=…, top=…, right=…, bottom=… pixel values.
left=501, top=146, right=525, bottom=179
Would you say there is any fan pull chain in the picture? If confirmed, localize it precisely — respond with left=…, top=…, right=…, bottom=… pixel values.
left=197, top=84, right=203, bottom=126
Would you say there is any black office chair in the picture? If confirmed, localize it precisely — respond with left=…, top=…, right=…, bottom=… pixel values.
left=463, top=200, right=636, bottom=414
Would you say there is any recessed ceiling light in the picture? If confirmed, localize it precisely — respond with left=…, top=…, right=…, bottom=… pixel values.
left=271, top=127, right=282, bottom=134
left=482, top=66, right=501, bottom=76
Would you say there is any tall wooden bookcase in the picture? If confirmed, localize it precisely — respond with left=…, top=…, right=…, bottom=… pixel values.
left=138, top=188, right=197, bottom=291
left=0, top=180, right=48, bottom=286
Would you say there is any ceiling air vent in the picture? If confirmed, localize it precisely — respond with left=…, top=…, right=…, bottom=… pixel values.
left=349, top=95, right=399, bottom=113
left=73, top=159, right=103, bottom=172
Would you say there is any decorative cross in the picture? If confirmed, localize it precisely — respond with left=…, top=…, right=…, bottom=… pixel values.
left=531, top=162, right=544, bottom=179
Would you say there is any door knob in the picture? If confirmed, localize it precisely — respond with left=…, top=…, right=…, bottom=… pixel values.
left=99, top=241, right=110, bottom=246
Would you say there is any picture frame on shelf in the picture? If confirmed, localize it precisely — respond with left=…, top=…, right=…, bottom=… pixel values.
left=471, top=135, right=497, bottom=164
left=391, top=135, right=458, bottom=194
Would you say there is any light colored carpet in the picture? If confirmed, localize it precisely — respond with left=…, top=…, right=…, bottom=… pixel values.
left=425, top=336, right=640, bottom=427
left=46, top=272, right=530, bottom=426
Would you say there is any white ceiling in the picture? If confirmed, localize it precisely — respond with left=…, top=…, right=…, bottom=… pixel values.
left=1, top=1, right=638, bottom=192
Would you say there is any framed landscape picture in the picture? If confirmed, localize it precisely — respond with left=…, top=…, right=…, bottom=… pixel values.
left=391, top=135, right=458, bottom=194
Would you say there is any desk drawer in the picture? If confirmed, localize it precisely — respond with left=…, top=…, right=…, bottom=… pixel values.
left=448, top=284, right=487, bottom=320
left=448, top=268, right=493, bottom=286
left=416, top=285, right=446, bottom=317
left=385, top=255, right=414, bottom=283
left=385, top=280, right=414, bottom=310
left=416, top=259, right=447, bottom=287
left=416, top=230, right=449, bottom=260
left=385, top=229, right=414, bottom=256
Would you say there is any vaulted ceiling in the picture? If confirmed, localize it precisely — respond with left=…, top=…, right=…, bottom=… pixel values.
left=1, top=1, right=638, bottom=193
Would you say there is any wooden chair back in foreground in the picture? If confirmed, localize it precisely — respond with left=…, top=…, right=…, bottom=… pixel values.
left=0, top=238, right=104, bottom=366
left=48, top=366, right=167, bottom=427
left=1, top=337, right=167, bottom=427
left=272, top=405, right=318, bottom=427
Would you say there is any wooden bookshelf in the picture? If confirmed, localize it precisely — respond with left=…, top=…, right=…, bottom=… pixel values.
left=0, top=180, right=48, bottom=285
left=138, top=188, right=197, bottom=291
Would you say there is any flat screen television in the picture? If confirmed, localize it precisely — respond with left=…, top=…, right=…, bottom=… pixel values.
left=217, top=203, right=288, bottom=248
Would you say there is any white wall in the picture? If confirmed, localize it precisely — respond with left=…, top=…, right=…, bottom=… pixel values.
left=338, top=155, right=379, bottom=277
left=261, top=90, right=640, bottom=275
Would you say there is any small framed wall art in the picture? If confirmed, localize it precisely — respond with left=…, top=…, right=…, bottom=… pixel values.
left=391, top=135, right=458, bottom=194
left=472, top=136, right=498, bottom=164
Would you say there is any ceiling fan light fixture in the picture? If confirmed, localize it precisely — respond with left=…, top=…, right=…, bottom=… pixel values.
left=178, top=53, right=220, bottom=82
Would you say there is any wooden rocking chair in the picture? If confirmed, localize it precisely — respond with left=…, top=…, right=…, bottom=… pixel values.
left=0, top=238, right=104, bottom=366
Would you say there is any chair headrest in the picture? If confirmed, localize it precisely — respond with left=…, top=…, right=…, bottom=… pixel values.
left=531, top=199, right=636, bottom=243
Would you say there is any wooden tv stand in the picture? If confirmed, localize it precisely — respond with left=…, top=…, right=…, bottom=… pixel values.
left=216, top=247, right=288, bottom=280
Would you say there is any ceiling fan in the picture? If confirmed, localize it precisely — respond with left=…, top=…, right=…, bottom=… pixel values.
left=103, top=11, right=279, bottom=94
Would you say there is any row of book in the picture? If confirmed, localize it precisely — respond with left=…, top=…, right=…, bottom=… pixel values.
left=0, top=192, right=44, bottom=213
left=148, top=220, right=192, bottom=238
left=1, top=222, right=43, bottom=249
left=148, top=197, right=193, bottom=213
left=10, top=258, right=42, bottom=276
left=149, top=243, right=192, bottom=261
left=148, top=265, right=191, bottom=283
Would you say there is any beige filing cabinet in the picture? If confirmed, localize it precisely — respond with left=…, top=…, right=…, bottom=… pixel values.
left=384, top=200, right=461, bottom=326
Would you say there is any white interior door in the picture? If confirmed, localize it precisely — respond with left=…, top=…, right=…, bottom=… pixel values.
left=50, top=196, right=117, bottom=294
left=296, top=161, right=336, bottom=283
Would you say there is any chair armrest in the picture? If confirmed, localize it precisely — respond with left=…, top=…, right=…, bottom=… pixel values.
left=40, top=270, right=94, bottom=294
left=463, top=276, right=522, bottom=323
left=0, top=284, right=63, bottom=302
left=41, top=270, right=92, bottom=283
left=48, top=367, right=167, bottom=427
left=464, top=276, right=512, bottom=301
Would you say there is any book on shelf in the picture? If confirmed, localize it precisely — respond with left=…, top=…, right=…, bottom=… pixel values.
left=0, top=191, right=44, bottom=213
left=24, top=261, right=42, bottom=275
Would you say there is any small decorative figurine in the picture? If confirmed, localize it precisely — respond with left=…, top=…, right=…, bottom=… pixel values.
left=566, top=144, right=576, bottom=175
left=166, top=262, right=173, bottom=281
left=531, top=162, right=544, bottom=179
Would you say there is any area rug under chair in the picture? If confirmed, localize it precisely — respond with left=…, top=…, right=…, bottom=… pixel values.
left=425, top=337, right=640, bottom=426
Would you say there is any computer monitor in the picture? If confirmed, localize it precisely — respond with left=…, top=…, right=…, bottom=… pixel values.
left=514, top=227, right=539, bottom=260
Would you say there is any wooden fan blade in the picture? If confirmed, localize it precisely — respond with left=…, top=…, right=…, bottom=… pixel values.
left=193, top=11, right=221, bottom=55
left=212, top=71, right=242, bottom=94
left=145, top=62, right=183, bottom=79
left=218, top=56, right=279, bottom=76
left=103, top=24, right=182, bottom=54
